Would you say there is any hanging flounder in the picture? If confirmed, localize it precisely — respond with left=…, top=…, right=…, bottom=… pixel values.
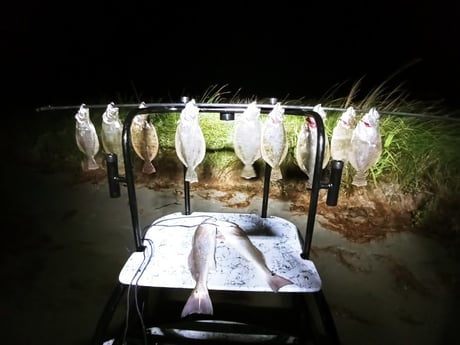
left=260, top=102, right=288, bottom=181
left=175, top=99, right=206, bottom=183
left=75, top=104, right=100, bottom=171
left=101, top=102, right=124, bottom=172
left=295, top=104, right=330, bottom=188
left=349, top=108, right=382, bottom=187
left=233, top=102, right=262, bottom=179
left=330, top=106, right=356, bottom=163
left=130, top=102, right=159, bottom=174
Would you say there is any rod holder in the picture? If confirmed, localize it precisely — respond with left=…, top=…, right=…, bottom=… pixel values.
left=326, top=160, right=344, bottom=206
left=106, top=153, right=121, bottom=198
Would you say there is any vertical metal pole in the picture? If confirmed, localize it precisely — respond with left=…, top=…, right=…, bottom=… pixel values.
left=326, top=160, right=344, bottom=206
left=184, top=166, right=191, bottom=215
left=261, top=164, right=272, bottom=218
left=106, top=153, right=121, bottom=198
left=122, top=109, right=143, bottom=251
left=302, top=111, right=325, bottom=259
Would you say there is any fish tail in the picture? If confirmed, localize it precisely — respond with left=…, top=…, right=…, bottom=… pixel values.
left=267, top=272, right=294, bottom=292
left=352, top=171, right=367, bottom=187
left=142, top=161, right=156, bottom=174
left=185, top=168, right=198, bottom=183
left=86, top=157, right=99, bottom=170
left=241, top=164, right=257, bottom=179
left=181, top=286, right=213, bottom=318
left=270, top=167, right=283, bottom=181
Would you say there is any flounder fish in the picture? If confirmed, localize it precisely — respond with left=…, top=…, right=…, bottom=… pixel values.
left=330, top=106, right=356, bottom=163
left=260, top=103, right=288, bottom=181
left=349, top=108, right=382, bottom=187
left=75, top=104, right=100, bottom=170
left=295, top=104, right=330, bottom=188
left=181, top=222, right=217, bottom=318
left=233, top=102, right=262, bottom=179
left=101, top=102, right=124, bottom=172
left=130, top=102, right=159, bottom=174
left=175, top=99, right=206, bottom=183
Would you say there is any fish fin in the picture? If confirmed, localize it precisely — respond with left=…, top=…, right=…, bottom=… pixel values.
left=86, top=157, right=99, bottom=170
left=241, top=164, right=257, bottom=179
left=270, top=167, right=283, bottom=181
left=352, top=171, right=367, bottom=187
left=181, top=286, right=213, bottom=318
left=142, top=161, right=156, bottom=174
left=267, top=272, right=294, bottom=292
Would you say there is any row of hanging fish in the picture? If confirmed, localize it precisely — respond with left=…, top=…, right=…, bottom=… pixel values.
left=75, top=100, right=381, bottom=187
left=233, top=103, right=382, bottom=187
left=233, top=101, right=289, bottom=181
left=74, top=103, right=159, bottom=174
left=295, top=105, right=382, bottom=187
left=234, top=102, right=330, bottom=186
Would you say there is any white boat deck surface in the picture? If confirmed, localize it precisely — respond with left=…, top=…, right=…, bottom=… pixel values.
left=119, top=212, right=321, bottom=292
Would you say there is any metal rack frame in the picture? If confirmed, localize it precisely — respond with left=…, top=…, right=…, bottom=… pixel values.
left=92, top=100, right=343, bottom=345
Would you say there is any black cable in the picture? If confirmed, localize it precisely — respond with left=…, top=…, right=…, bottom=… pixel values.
left=134, top=238, right=155, bottom=345
left=121, top=214, right=219, bottom=344
left=122, top=238, right=154, bottom=345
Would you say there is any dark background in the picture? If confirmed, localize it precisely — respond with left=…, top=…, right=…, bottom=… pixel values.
left=3, top=1, right=460, bottom=112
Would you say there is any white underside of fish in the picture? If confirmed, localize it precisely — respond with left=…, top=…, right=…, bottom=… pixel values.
left=101, top=123, right=123, bottom=161
left=233, top=117, right=261, bottom=179
left=349, top=108, right=382, bottom=186
left=295, top=124, right=329, bottom=188
left=331, top=125, right=353, bottom=163
left=349, top=138, right=382, bottom=186
left=175, top=122, right=206, bottom=183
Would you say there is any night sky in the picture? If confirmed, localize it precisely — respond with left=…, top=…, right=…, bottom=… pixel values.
left=4, top=1, right=460, bottom=112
